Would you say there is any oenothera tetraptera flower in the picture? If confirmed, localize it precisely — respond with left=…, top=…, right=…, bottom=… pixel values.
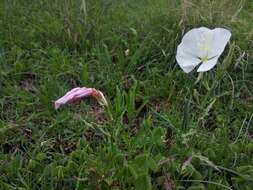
left=176, top=27, right=231, bottom=73
left=54, top=87, right=108, bottom=109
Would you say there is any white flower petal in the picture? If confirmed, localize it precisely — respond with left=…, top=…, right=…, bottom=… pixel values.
left=176, top=45, right=201, bottom=66
left=179, top=27, right=212, bottom=58
left=209, top=28, right=231, bottom=58
left=197, top=57, right=219, bottom=72
left=176, top=45, right=201, bottom=73
left=181, top=65, right=197, bottom=73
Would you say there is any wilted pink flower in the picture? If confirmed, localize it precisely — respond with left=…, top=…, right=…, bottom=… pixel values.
left=54, top=87, right=108, bottom=109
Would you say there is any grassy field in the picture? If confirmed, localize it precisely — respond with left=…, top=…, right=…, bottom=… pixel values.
left=0, top=0, right=253, bottom=189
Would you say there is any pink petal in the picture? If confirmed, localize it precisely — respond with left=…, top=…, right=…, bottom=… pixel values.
left=54, top=87, right=107, bottom=109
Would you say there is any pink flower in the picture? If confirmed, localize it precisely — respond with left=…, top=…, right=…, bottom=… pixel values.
left=54, top=87, right=108, bottom=109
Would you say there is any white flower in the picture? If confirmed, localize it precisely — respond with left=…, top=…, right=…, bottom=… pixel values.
left=176, top=27, right=231, bottom=73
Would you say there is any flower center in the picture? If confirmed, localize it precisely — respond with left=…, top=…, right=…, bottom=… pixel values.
left=201, top=56, right=208, bottom=62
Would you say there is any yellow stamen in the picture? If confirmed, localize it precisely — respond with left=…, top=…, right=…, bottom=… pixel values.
left=201, top=56, right=208, bottom=62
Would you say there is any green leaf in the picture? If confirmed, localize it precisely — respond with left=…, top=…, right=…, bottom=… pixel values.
left=152, top=127, right=165, bottom=144
left=246, top=142, right=253, bottom=153
left=134, top=174, right=152, bottom=190
left=147, top=157, right=159, bottom=172
left=237, top=166, right=253, bottom=175
left=187, top=184, right=205, bottom=190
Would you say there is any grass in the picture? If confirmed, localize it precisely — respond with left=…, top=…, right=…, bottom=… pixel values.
left=0, top=0, right=253, bottom=189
